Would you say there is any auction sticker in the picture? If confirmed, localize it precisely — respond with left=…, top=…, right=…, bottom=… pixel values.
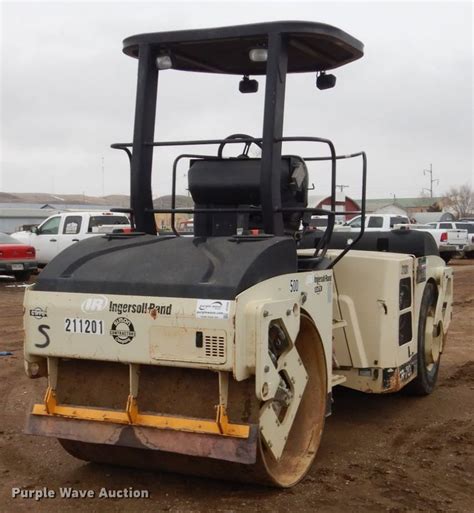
left=196, top=299, right=230, bottom=320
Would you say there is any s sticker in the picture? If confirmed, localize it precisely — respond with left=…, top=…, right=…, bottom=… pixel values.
left=35, top=324, right=50, bottom=348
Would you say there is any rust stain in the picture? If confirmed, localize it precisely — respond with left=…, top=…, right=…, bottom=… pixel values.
left=382, top=369, right=402, bottom=393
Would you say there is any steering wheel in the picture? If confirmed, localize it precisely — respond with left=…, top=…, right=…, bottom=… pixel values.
left=217, top=133, right=263, bottom=159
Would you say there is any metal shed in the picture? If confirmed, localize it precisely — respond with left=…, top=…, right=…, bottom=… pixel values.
left=0, top=208, right=58, bottom=234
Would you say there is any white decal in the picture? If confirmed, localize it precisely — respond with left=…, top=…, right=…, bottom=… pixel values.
left=81, top=295, right=109, bottom=313
left=30, top=307, right=48, bottom=319
left=65, top=318, right=104, bottom=335
left=196, top=299, right=230, bottom=319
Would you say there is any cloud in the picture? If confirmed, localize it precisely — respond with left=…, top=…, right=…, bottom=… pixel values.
left=1, top=1, right=472, bottom=200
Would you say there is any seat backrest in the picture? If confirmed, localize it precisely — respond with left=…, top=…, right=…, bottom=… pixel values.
left=188, top=156, right=308, bottom=236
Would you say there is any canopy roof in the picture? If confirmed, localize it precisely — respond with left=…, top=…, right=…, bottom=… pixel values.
left=123, top=21, right=364, bottom=74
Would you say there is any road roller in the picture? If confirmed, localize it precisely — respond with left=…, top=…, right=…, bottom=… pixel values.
left=23, top=21, right=453, bottom=487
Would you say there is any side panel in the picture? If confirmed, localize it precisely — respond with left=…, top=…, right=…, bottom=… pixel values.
left=234, top=270, right=333, bottom=391
left=329, top=250, right=452, bottom=393
left=24, top=291, right=235, bottom=371
left=24, top=269, right=334, bottom=387
left=332, top=251, right=415, bottom=370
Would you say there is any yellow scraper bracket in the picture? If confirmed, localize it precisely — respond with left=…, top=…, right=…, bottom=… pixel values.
left=216, top=405, right=230, bottom=435
left=44, top=386, right=57, bottom=414
left=32, top=387, right=250, bottom=439
left=126, top=395, right=138, bottom=424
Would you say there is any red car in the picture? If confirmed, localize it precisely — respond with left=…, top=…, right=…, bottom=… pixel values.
left=0, top=233, right=37, bottom=281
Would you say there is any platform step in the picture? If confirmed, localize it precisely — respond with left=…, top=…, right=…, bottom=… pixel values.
left=332, top=320, right=347, bottom=330
left=331, top=374, right=347, bottom=387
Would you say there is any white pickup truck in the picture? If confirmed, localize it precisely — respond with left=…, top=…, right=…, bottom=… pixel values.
left=338, top=213, right=411, bottom=231
left=396, top=224, right=468, bottom=263
left=11, top=211, right=130, bottom=265
left=427, top=221, right=473, bottom=258
left=337, top=214, right=467, bottom=263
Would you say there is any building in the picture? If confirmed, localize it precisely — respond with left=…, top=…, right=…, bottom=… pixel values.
left=309, top=194, right=361, bottom=221
left=308, top=195, right=451, bottom=223
left=359, top=197, right=445, bottom=218
left=0, top=207, right=57, bottom=233
left=412, top=212, right=456, bottom=224
left=0, top=203, right=124, bottom=234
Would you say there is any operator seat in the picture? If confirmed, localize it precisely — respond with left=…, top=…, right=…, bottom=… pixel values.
left=188, top=156, right=309, bottom=237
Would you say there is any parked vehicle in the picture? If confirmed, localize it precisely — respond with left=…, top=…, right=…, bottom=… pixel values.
left=396, top=224, right=466, bottom=263
left=0, top=233, right=37, bottom=281
left=177, top=218, right=194, bottom=233
left=430, top=220, right=474, bottom=258
left=16, top=223, right=39, bottom=233
left=451, top=222, right=474, bottom=258
left=307, top=215, right=329, bottom=230
left=11, top=212, right=130, bottom=265
left=340, top=213, right=410, bottom=231
left=426, top=222, right=469, bottom=254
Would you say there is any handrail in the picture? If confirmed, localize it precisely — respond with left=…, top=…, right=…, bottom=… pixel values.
left=110, top=136, right=367, bottom=266
left=328, top=151, right=367, bottom=269
left=110, top=144, right=132, bottom=165
left=110, top=207, right=135, bottom=230
left=170, top=153, right=220, bottom=236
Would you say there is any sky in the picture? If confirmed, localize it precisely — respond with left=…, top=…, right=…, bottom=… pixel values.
left=0, top=0, right=472, bottom=202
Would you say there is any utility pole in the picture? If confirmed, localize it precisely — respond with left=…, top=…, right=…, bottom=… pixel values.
left=183, top=172, right=189, bottom=197
left=101, top=156, right=105, bottom=197
left=422, top=163, right=439, bottom=198
left=335, top=185, right=349, bottom=222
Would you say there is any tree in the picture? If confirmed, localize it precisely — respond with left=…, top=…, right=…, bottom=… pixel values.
left=427, top=201, right=441, bottom=212
left=443, top=184, right=474, bottom=219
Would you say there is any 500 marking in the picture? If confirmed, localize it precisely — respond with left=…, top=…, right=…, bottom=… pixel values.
left=290, top=279, right=299, bottom=293
left=64, top=318, right=104, bottom=335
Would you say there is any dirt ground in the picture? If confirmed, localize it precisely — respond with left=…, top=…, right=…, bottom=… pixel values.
left=0, top=261, right=473, bottom=513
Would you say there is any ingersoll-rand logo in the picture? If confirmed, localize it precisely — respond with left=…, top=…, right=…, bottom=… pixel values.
left=81, top=296, right=109, bottom=313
